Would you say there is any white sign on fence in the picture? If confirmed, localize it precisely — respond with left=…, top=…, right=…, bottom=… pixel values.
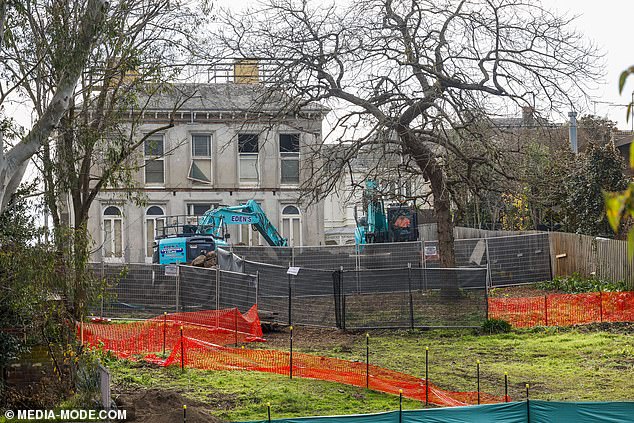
left=287, top=266, right=300, bottom=275
left=165, top=264, right=179, bottom=277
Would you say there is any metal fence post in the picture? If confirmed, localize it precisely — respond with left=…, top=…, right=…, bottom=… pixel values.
left=422, top=241, right=428, bottom=291
left=599, top=291, right=603, bottom=323
left=341, top=266, right=346, bottom=331
left=484, top=237, right=492, bottom=291
left=100, top=261, right=105, bottom=318
left=288, top=262, right=292, bottom=326
left=175, top=266, right=180, bottom=313
left=408, top=263, right=414, bottom=329
left=216, top=268, right=220, bottom=311
left=255, top=270, right=260, bottom=306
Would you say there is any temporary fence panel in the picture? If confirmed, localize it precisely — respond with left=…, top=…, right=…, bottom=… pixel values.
left=243, top=260, right=293, bottom=325
left=488, top=291, right=634, bottom=328
left=178, top=266, right=217, bottom=313
left=291, top=267, right=339, bottom=327
left=357, top=242, right=423, bottom=270
left=240, top=401, right=634, bottom=423
left=418, top=223, right=537, bottom=241
left=485, top=233, right=552, bottom=287
left=232, top=246, right=294, bottom=267
left=218, top=270, right=258, bottom=313
left=423, top=239, right=487, bottom=269
left=293, top=245, right=358, bottom=270
left=340, top=268, right=488, bottom=329
left=100, top=263, right=178, bottom=318
left=528, top=400, right=634, bottom=423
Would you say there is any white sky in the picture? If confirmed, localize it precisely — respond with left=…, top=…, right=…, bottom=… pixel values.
left=216, top=0, right=634, bottom=129
left=5, top=0, right=634, bottom=131
left=551, top=0, right=634, bottom=129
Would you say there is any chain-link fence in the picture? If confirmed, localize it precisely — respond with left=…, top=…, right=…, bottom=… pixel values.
left=93, top=261, right=487, bottom=328
left=90, top=233, right=552, bottom=326
left=338, top=267, right=488, bottom=329
left=485, top=233, right=551, bottom=286
left=232, top=242, right=423, bottom=270
left=92, top=263, right=257, bottom=319
left=423, top=233, right=551, bottom=287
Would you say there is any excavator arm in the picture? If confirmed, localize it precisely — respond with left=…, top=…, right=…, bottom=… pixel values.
left=197, top=200, right=288, bottom=247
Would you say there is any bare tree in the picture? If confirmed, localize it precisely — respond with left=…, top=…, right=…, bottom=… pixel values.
left=28, top=0, right=211, bottom=317
left=215, top=0, right=600, bottom=266
left=0, top=0, right=212, bottom=318
left=0, top=0, right=109, bottom=211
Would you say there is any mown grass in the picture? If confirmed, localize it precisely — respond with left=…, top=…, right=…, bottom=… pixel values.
left=108, top=324, right=634, bottom=421
left=110, top=363, right=421, bottom=421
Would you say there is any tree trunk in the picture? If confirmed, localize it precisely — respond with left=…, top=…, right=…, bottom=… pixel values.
left=396, top=127, right=456, bottom=268
left=0, top=0, right=109, bottom=212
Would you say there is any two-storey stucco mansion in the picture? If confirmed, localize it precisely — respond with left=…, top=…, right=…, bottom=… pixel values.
left=84, top=69, right=326, bottom=263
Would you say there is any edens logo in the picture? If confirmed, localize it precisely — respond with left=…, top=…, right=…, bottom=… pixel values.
left=231, top=216, right=253, bottom=223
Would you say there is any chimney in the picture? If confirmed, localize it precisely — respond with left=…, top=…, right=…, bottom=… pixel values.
left=521, top=106, right=534, bottom=126
left=568, top=111, right=578, bottom=154
left=233, top=59, right=260, bottom=84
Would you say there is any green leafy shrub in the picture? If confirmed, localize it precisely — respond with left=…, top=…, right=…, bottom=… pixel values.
left=481, top=319, right=512, bottom=334
left=536, top=273, right=627, bottom=293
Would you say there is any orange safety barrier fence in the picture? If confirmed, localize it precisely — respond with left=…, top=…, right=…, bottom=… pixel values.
left=80, top=305, right=264, bottom=359
left=80, top=305, right=508, bottom=408
left=158, top=337, right=506, bottom=407
left=488, top=291, right=634, bottom=328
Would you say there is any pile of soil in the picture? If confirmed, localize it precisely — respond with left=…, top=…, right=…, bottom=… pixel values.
left=192, top=251, right=218, bottom=268
left=116, top=389, right=224, bottom=423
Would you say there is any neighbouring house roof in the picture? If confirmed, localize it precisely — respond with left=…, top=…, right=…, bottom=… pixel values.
left=136, top=83, right=328, bottom=115
left=613, top=130, right=634, bottom=149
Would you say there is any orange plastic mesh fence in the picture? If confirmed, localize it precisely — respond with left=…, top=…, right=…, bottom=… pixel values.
left=488, top=291, right=634, bottom=328
left=160, top=337, right=504, bottom=407
left=80, top=305, right=264, bottom=359
left=81, top=305, right=506, bottom=408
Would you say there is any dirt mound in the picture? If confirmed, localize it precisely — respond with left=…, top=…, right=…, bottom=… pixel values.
left=116, top=388, right=224, bottom=423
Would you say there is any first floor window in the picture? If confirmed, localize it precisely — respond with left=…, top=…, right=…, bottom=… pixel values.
left=280, top=134, right=300, bottom=185
left=145, top=206, right=165, bottom=258
left=281, top=205, right=301, bottom=247
left=103, top=206, right=123, bottom=258
left=144, top=134, right=165, bottom=185
left=189, top=134, right=212, bottom=184
left=239, top=134, right=259, bottom=184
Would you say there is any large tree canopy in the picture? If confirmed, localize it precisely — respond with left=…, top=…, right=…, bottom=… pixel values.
left=0, top=0, right=109, bottom=211
left=215, top=0, right=601, bottom=266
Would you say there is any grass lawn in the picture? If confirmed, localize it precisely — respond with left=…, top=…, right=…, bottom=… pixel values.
left=108, top=324, right=634, bottom=422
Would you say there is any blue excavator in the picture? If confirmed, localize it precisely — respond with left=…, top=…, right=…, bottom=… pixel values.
left=355, top=180, right=419, bottom=245
left=153, top=200, right=287, bottom=264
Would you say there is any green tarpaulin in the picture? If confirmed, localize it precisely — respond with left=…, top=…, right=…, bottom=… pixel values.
left=241, top=401, right=634, bottom=423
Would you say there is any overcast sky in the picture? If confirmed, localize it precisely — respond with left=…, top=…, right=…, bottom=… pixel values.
left=551, top=0, right=633, bottom=129
left=6, top=1, right=634, bottom=130
left=216, top=0, right=634, bottom=129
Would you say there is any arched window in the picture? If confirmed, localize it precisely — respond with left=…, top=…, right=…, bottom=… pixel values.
left=103, top=206, right=123, bottom=259
left=145, top=206, right=165, bottom=259
left=281, top=205, right=302, bottom=246
left=104, top=206, right=121, bottom=216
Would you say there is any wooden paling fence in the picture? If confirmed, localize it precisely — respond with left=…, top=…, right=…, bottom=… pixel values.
left=549, top=232, right=634, bottom=287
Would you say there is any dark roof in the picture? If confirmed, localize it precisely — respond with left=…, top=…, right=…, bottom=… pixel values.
left=137, top=83, right=328, bottom=114
left=613, top=131, right=634, bottom=148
